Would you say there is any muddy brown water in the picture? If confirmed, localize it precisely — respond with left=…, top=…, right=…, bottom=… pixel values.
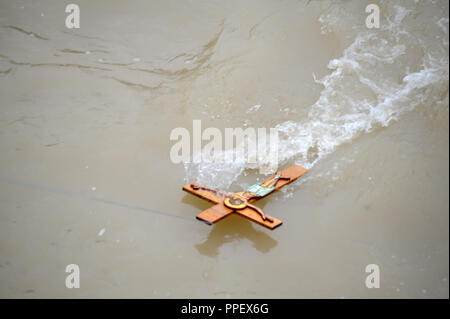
left=0, top=0, right=448, bottom=298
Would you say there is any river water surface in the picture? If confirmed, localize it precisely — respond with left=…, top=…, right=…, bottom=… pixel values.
left=0, top=0, right=448, bottom=298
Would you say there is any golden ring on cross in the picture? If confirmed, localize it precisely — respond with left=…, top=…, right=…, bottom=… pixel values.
left=224, top=196, right=247, bottom=210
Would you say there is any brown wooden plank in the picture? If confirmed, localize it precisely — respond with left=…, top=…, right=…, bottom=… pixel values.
left=182, top=183, right=224, bottom=204
left=197, top=204, right=281, bottom=229
left=234, top=207, right=282, bottom=230
left=183, top=165, right=307, bottom=204
left=248, top=165, right=308, bottom=202
left=196, top=203, right=233, bottom=224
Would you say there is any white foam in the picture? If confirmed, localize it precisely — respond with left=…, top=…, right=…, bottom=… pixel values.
left=246, top=104, right=262, bottom=113
left=184, top=2, right=449, bottom=190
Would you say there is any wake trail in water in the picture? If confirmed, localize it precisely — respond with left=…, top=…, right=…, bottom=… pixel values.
left=184, top=0, right=449, bottom=190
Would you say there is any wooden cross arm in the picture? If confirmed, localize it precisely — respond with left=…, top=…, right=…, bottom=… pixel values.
left=250, top=165, right=307, bottom=201
left=183, top=165, right=307, bottom=204
left=195, top=202, right=232, bottom=224
left=182, top=183, right=224, bottom=204
left=195, top=203, right=282, bottom=229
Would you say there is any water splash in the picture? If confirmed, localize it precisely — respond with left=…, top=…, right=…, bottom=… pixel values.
left=184, top=1, right=448, bottom=190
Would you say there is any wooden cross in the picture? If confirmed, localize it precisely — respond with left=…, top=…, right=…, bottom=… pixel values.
left=183, top=165, right=307, bottom=230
